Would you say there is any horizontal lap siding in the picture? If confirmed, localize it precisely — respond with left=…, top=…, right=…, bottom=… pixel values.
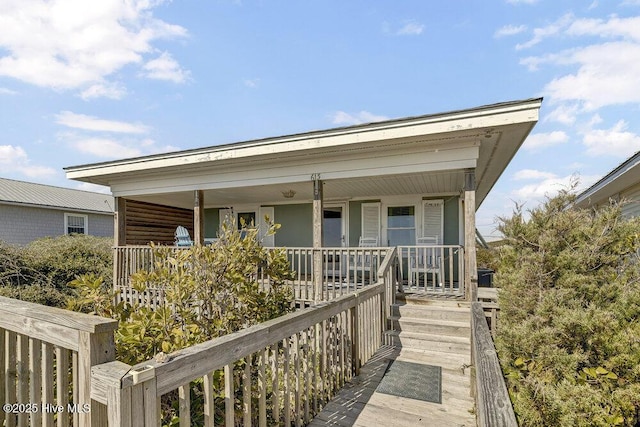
left=621, top=184, right=640, bottom=219
left=125, top=200, right=193, bottom=245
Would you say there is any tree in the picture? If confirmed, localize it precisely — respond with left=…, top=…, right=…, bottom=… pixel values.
left=494, top=189, right=640, bottom=427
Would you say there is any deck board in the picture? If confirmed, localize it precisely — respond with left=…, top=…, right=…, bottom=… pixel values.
left=309, top=345, right=476, bottom=426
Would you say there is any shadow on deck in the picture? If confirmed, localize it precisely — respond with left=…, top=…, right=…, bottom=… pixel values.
left=309, top=344, right=476, bottom=427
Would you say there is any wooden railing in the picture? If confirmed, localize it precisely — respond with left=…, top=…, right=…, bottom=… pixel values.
left=92, top=248, right=398, bottom=426
left=470, top=302, right=517, bottom=427
left=397, top=245, right=465, bottom=295
left=113, top=246, right=394, bottom=306
left=0, top=296, right=118, bottom=427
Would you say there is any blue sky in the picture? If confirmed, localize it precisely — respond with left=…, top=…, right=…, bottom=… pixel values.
left=1, top=0, right=640, bottom=240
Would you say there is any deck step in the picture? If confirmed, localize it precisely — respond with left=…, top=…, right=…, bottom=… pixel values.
left=390, top=303, right=470, bottom=322
left=390, top=316, right=470, bottom=337
left=384, top=330, right=470, bottom=354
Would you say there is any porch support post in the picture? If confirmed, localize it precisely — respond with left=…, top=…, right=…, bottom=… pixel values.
left=312, top=175, right=324, bottom=301
left=194, top=190, right=204, bottom=246
left=464, top=169, right=478, bottom=301
left=114, top=197, right=126, bottom=246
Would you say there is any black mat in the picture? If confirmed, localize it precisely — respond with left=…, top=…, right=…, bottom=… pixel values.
left=376, top=360, right=442, bottom=404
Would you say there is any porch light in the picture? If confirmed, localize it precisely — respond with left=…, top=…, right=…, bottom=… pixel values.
left=282, top=190, right=296, bottom=199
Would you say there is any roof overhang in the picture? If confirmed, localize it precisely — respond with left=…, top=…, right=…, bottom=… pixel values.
left=574, top=150, right=640, bottom=208
left=65, top=98, right=542, bottom=210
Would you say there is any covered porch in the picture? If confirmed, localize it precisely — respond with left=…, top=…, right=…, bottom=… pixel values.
left=66, top=98, right=542, bottom=304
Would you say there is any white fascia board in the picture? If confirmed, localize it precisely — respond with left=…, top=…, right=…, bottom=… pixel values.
left=575, top=156, right=640, bottom=207
left=66, top=100, right=540, bottom=182
left=110, top=145, right=479, bottom=197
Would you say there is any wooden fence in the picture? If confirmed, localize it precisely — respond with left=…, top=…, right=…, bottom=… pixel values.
left=0, top=296, right=118, bottom=427
left=92, top=248, right=398, bottom=426
left=470, top=302, right=517, bottom=427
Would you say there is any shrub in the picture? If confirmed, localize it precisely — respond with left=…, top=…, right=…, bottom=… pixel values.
left=69, top=220, right=295, bottom=424
left=0, top=235, right=113, bottom=307
left=494, top=190, right=640, bottom=426
left=23, top=234, right=113, bottom=290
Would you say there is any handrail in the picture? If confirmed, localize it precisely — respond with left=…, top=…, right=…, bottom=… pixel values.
left=92, top=249, right=398, bottom=425
left=133, top=282, right=384, bottom=396
left=471, top=302, right=517, bottom=427
left=0, top=296, right=117, bottom=427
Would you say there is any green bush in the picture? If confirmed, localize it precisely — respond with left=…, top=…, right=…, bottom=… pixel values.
left=494, top=190, right=640, bottom=426
left=69, top=220, right=294, bottom=424
left=23, top=234, right=113, bottom=290
left=0, top=235, right=113, bottom=307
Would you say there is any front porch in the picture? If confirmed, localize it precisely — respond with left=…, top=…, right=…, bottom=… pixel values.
left=113, top=243, right=468, bottom=307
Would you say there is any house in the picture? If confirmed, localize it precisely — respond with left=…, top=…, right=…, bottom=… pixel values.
left=0, top=177, right=114, bottom=246
left=65, top=98, right=542, bottom=300
left=574, top=150, right=640, bottom=218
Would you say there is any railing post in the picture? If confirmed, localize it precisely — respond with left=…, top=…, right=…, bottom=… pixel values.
left=78, top=327, right=118, bottom=427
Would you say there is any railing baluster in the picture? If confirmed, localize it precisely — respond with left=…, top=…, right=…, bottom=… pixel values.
left=224, top=364, right=234, bottom=427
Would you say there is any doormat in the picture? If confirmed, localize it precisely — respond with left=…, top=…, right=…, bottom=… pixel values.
left=376, top=360, right=442, bottom=404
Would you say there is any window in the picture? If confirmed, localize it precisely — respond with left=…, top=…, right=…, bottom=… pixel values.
left=65, top=213, right=88, bottom=235
left=387, top=206, right=415, bottom=246
left=237, top=212, right=256, bottom=229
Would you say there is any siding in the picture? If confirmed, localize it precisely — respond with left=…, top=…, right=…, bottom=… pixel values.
left=621, top=183, right=640, bottom=219
left=0, top=204, right=113, bottom=246
left=274, top=204, right=313, bottom=247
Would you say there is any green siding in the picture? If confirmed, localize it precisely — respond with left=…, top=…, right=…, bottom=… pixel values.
left=204, top=208, right=219, bottom=238
left=274, top=204, right=313, bottom=247
left=349, top=201, right=363, bottom=246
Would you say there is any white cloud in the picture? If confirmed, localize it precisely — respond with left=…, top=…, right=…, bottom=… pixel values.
left=0, top=87, right=17, bottom=95
left=142, top=51, right=190, bottom=83
left=522, top=131, right=569, bottom=151
left=513, top=169, right=558, bottom=181
left=516, top=13, right=574, bottom=50
left=512, top=173, right=599, bottom=200
left=55, top=111, right=150, bottom=134
left=74, top=137, right=144, bottom=158
left=331, top=111, right=390, bottom=126
left=494, top=25, right=527, bottom=38
left=544, top=42, right=640, bottom=110
left=567, top=16, right=640, bottom=41
left=383, top=20, right=424, bottom=36
left=397, top=22, right=425, bottom=36
left=545, top=104, right=579, bottom=125
left=0, top=0, right=188, bottom=97
left=581, top=120, right=640, bottom=158
left=0, top=145, right=57, bottom=177
left=244, top=78, right=260, bottom=88
left=80, top=83, right=127, bottom=100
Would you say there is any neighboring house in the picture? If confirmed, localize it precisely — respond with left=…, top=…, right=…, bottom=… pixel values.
left=65, top=98, right=542, bottom=299
left=0, top=177, right=114, bottom=246
left=574, top=150, right=640, bottom=219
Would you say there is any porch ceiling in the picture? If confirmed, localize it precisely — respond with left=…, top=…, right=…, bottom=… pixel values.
left=126, top=169, right=466, bottom=209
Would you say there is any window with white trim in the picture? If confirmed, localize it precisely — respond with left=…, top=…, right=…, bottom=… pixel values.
left=387, top=205, right=416, bottom=246
left=65, top=213, right=88, bottom=235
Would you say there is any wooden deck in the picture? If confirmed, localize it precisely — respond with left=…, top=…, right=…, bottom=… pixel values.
left=310, top=300, right=476, bottom=426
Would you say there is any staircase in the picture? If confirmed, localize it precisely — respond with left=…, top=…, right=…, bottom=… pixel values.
left=384, top=299, right=476, bottom=426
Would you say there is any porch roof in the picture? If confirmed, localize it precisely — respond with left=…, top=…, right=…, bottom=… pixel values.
left=65, top=98, right=542, bottom=210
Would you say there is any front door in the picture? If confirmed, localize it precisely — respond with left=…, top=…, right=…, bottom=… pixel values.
left=323, top=204, right=346, bottom=247
left=323, top=204, right=346, bottom=281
